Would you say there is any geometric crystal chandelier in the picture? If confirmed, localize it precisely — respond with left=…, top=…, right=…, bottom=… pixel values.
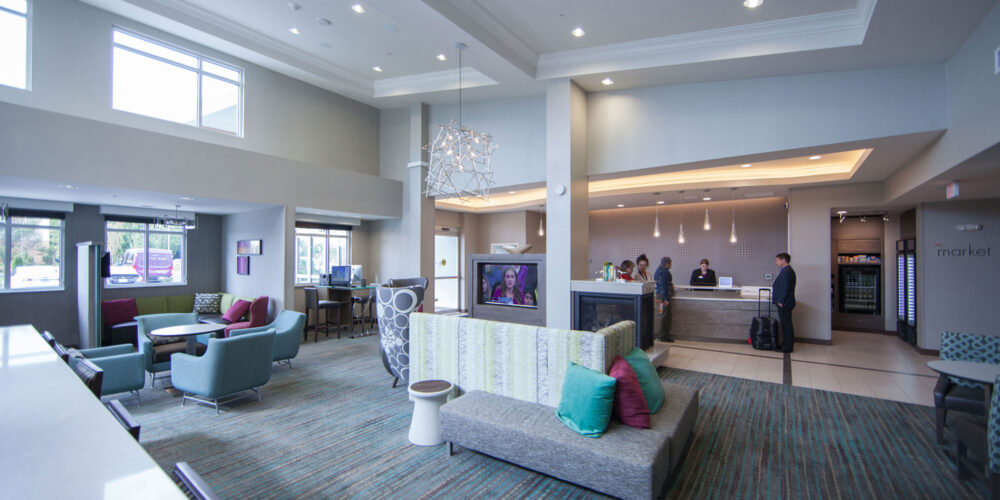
left=154, top=204, right=197, bottom=230
left=425, top=43, right=498, bottom=201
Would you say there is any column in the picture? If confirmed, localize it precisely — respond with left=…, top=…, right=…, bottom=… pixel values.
left=408, top=103, right=435, bottom=312
left=545, top=79, right=589, bottom=328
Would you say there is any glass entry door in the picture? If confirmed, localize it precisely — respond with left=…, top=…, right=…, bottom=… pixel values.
left=434, top=233, right=460, bottom=311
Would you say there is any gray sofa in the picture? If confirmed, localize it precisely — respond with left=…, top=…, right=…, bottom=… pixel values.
left=441, top=384, right=698, bottom=500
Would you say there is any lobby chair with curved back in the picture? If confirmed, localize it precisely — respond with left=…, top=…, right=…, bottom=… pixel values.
left=69, top=344, right=145, bottom=404
left=230, top=310, right=306, bottom=368
left=304, top=287, right=345, bottom=342
left=70, top=356, right=104, bottom=398
left=934, top=331, right=1000, bottom=444
left=377, top=284, right=425, bottom=388
left=136, top=312, right=200, bottom=387
left=170, top=329, right=276, bottom=415
left=954, top=373, right=1000, bottom=499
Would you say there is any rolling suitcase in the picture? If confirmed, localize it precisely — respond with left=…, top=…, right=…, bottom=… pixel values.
left=749, top=288, right=781, bottom=351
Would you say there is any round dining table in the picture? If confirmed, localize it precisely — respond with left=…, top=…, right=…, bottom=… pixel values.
left=149, top=323, right=227, bottom=355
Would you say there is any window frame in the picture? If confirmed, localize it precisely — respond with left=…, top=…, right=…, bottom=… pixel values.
left=110, top=26, right=244, bottom=136
left=294, top=224, right=352, bottom=286
left=104, top=218, right=188, bottom=289
left=0, top=0, right=31, bottom=91
left=0, top=210, right=65, bottom=293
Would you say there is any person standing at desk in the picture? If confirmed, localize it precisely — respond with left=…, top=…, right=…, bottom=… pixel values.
left=773, top=252, right=797, bottom=353
left=689, top=259, right=718, bottom=286
left=653, top=257, right=674, bottom=342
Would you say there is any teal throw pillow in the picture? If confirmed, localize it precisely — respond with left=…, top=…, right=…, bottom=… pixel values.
left=555, top=362, right=617, bottom=438
left=624, top=347, right=665, bottom=414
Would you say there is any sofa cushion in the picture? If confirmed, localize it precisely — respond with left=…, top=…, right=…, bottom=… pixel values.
left=135, top=296, right=168, bottom=316
left=625, top=347, right=665, bottom=414
left=193, top=293, right=222, bottom=314
left=248, top=296, right=268, bottom=325
left=219, top=293, right=237, bottom=314
left=441, top=383, right=699, bottom=500
left=151, top=341, right=207, bottom=364
left=198, top=313, right=229, bottom=325
left=609, top=355, right=650, bottom=428
left=102, top=299, right=138, bottom=326
left=165, top=294, right=195, bottom=313
left=555, top=362, right=617, bottom=438
left=223, top=300, right=251, bottom=323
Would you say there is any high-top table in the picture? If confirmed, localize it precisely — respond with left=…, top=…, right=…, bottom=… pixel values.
left=0, top=324, right=185, bottom=499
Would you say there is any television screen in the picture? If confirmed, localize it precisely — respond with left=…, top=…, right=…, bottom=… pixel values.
left=477, top=263, right=539, bottom=308
left=330, top=265, right=352, bottom=285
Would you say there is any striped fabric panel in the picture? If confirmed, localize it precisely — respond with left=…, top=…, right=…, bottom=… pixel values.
left=455, top=317, right=539, bottom=402
left=541, top=328, right=607, bottom=407
left=408, top=313, right=460, bottom=388
left=598, top=320, right=637, bottom=366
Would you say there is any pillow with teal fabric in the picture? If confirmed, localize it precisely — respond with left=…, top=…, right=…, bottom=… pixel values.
left=555, top=362, right=617, bottom=438
left=624, top=347, right=665, bottom=414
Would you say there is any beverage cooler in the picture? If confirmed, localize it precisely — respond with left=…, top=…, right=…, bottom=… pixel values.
left=896, top=239, right=917, bottom=345
left=833, top=254, right=883, bottom=331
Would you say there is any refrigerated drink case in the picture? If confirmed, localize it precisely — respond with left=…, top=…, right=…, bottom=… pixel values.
left=833, top=258, right=883, bottom=331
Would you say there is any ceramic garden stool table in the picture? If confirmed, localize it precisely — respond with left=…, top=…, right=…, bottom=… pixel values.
left=407, top=379, right=453, bottom=446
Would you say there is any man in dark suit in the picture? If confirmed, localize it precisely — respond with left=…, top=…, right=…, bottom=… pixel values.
left=772, top=253, right=796, bottom=353
left=653, top=256, right=674, bottom=342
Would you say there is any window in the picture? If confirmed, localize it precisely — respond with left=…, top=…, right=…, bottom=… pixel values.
left=0, top=0, right=29, bottom=90
left=1, top=211, right=64, bottom=291
left=112, top=27, right=242, bottom=135
left=294, top=223, right=351, bottom=285
left=105, top=219, right=187, bottom=287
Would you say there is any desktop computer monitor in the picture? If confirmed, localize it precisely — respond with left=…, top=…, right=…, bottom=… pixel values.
left=350, top=265, right=363, bottom=284
left=329, top=265, right=352, bottom=286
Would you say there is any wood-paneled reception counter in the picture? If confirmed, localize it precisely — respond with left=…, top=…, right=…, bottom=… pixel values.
left=668, top=286, right=773, bottom=342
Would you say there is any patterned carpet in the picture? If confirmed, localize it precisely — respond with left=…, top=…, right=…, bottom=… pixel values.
left=130, top=335, right=985, bottom=499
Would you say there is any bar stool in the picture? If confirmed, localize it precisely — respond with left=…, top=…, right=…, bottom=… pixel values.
left=304, top=287, right=345, bottom=342
left=351, top=288, right=375, bottom=335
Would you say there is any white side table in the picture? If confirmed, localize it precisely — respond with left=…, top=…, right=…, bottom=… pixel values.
left=408, top=379, right=453, bottom=446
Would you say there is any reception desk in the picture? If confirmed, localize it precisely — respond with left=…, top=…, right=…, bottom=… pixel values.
left=668, top=286, right=772, bottom=342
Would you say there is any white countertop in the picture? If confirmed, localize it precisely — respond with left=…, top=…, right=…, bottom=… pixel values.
left=570, top=280, right=655, bottom=295
left=0, top=324, right=185, bottom=499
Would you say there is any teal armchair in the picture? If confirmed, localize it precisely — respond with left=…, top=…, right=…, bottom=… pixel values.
left=170, top=330, right=276, bottom=414
left=230, top=310, right=306, bottom=368
left=69, top=344, right=145, bottom=404
left=136, top=312, right=199, bottom=386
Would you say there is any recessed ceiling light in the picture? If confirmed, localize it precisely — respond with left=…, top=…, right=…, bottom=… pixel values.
left=180, top=196, right=194, bottom=201
left=571, top=27, right=585, bottom=37
left=316, top=18, right=331, bottom=26
left=741, top=163, right=752, bottom=168
left=436, top=53, right=448, bottom=61
left=58, top=184, right=78, bottom=190
left=703, top=197, right=712, bottom=201
left=372, top=66, right=383, bottom=72
left=601, top=78, right=614, bottom=86
left=809, top=155, right=822, bottom=160
left=743, top=0, right=763, bottom=8
left=288, top=27, right=301, bottom=35
left=836, top=210, right=848, bottom=214
left=352, top=3, right=365, bottom=14
left=656, top=201, right=665, bottom=205
left=508, top=191, right=516, bottom=194
left=617, top=204, right=625, bottom=208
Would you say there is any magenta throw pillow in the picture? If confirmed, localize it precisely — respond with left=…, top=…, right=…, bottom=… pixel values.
left=248, top=296, right=268, bottom=327
left=608, top=355, right=651, bottom=428
left=222, top=299, right=251, bottom=323
left=101, top=298, right=138, bottom=326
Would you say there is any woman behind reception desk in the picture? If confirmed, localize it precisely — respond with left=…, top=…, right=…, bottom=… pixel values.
left=689, top=259, right=718, bottom=286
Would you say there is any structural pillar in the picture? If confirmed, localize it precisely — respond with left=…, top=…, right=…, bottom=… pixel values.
left=408, top=103, right=435, bottom=312
left=545, top=79, right=588, bottom=328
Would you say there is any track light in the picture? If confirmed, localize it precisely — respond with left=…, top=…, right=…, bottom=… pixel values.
left=882, top=214, right=890, bottom=222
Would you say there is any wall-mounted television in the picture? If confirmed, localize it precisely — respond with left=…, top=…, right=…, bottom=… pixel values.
left=468, top=254, right=545, bottom=326
left=478, top=263, right=539, bottom=308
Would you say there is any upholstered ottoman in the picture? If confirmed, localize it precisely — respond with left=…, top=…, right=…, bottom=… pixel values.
left=440, top=382, right=699, bottom=500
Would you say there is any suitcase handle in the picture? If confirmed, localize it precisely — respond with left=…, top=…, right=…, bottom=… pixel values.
left=758, top=288, right=772, bottom=318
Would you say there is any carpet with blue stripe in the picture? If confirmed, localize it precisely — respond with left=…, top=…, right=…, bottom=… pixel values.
left=130, top=335, right=984, bottom=499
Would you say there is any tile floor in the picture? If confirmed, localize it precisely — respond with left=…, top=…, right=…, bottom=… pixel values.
left=659, top=330, right=938, bottom=406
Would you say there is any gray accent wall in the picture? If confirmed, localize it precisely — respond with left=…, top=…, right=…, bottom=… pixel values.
left=589, top=197, right=788, bottom=287
left=222, top=206, right=287, bottom=312
left=917, top=198, right=1000, bottom=350
left=0, top=204, right=222, bottom=346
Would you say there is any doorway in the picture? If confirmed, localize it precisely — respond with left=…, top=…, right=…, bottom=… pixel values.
left=434, top=233, right=461, bottom=312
